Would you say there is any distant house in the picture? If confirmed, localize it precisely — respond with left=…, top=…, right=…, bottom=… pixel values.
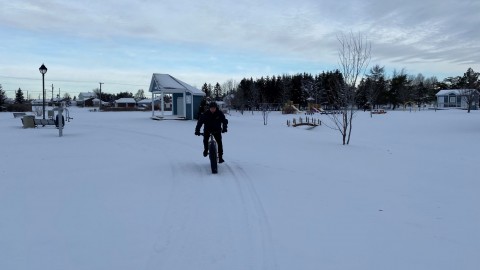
left=84, top=98, right=94, bottom=107
left=77, top=92, right=97, bottom=107
left=78, top=92, right=96, bottom=100
left=436, top=89, right=479, bottom=110
left=92, top=98, right=101, bottom=107
left=115, top=98, right=136, bottom=108
left=138, top=98, right=159, bottom=107
left=31, top=99, right=43, bottom=106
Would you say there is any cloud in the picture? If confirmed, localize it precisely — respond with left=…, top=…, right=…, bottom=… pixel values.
left=0, top=0, right=479, bottom=96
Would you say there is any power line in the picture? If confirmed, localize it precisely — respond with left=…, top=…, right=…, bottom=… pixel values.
left=0, top=74, right=149, bottom=87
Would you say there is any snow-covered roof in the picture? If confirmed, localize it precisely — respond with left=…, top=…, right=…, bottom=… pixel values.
left=436, top=89, right=478, bottom=96
left=31, top=99, right=43, bottom=104
left=78, top=92, right=96, bottom=100
left=137, top=98, right=162, bottom=104
left=115, top=98, right=136, bottom=103
left=148, top=74, right=205, bottom=96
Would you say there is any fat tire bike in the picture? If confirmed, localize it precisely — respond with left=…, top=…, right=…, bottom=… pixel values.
left=200, top=132, right=219, bottom=174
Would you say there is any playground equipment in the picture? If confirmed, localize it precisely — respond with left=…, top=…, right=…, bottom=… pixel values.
left=307, top=103, right=324, bottom=114
left=282, top=101, right=302, bottom=114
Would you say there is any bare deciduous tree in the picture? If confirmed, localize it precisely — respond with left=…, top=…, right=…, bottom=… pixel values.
left=134, top=89, right=145, bottom=100
left=326, top=31, right=371, bottom=145
left=460, top=88, right=479, bottom=113
left=221, top=79, right=237, bottom=96
left=261, top=104, right=270, bottom=125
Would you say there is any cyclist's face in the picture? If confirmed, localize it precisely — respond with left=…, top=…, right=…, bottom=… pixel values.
left=209, top=107, right=216, bottom=113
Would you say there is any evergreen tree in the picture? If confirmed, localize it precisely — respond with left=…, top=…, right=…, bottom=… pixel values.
left=236, top=78, right=255, bottom=110
left=115, top=91, right=134, bottom=99
left=459, top=68, right=480, bottom=113
left=423, top=76, right=439, bottom=104
left=461, top=68, right=479, bottom=90
left=411, top=73, right=428, bottom=107
left=255, top=77, right=266, bottom=104
left=290, top=74, right=305, bottom=106
left=360, top=65, right=387, bottom=110
left=213, top=83, right=222, bottom=100
left=442, top=76, right=462, bottom=89
left=201, top=83, right=211, bottom=97
left=15, top=88, right=25, bottom=104
left=0, top=84, right=6, bottom=106
left=389, top=70, right=411, bottom=109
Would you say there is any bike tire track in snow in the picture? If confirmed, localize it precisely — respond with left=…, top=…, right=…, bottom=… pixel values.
left=145, top=160, right=277, bottom=270
left=224, top=162, right=278, bottom=270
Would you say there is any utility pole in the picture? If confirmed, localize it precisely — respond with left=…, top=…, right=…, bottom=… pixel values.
left=51, top=84, right=54, bottom=101
left=99, top=82, right=104, bottom=111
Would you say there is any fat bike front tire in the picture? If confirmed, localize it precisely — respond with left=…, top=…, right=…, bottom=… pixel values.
left=209, top=142, right=218, bottom=174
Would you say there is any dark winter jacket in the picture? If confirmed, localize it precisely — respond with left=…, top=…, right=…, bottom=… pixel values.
left=195, top=109, right=228, bottom=133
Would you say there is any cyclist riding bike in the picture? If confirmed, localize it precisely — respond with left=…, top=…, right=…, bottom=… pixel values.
left=195, top=101, right=228, bottom=163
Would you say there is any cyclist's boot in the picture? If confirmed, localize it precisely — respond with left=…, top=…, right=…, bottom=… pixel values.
left=218, top=155, right=224, bottom=163
left=203, top=149, right=208, bottom=157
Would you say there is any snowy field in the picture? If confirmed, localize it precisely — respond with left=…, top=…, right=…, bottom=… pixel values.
left=1, top=107, right=479, bottom=270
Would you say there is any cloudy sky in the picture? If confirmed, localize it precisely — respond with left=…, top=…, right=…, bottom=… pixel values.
left=1, top=0, right=479, bottom=98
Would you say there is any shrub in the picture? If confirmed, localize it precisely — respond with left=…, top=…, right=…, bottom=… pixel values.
left=7, top=103, right=32, bottom=112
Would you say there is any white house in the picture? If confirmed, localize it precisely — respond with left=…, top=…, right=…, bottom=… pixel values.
left=115, top=98, right=136, bottom=108
left=436, top=89, right=479, bottom=109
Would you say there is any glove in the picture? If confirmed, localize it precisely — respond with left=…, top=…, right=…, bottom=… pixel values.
left=222, top=128, right=227, bottom=133
left=195, top=131, right=201, bottom=136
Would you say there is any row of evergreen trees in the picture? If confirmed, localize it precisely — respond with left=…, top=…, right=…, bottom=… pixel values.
left=1, top=67, right=478, bottom=111
left=201, top=67, right=479, bottom=110
left=0, top=86, right=28, bottom=105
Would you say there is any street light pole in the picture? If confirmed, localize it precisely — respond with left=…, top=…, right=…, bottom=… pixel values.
left=99, top=82, right=104, bottom=111
left=39, top=64, right=48, bottom=119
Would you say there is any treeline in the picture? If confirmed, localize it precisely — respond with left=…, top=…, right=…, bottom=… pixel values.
left=204, top=66, right=479, bottom=110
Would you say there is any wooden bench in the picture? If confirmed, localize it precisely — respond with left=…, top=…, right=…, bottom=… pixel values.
left=320, top=110, right=342, bottom=115
left=34, top=118, right=56, bottom=127
left=13, top=112, right=27, bottom=118
left=371, top=109, right=386, bottom=114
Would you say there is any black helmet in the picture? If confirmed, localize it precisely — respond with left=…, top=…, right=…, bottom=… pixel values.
left=209, top=101, right=218, bottom=108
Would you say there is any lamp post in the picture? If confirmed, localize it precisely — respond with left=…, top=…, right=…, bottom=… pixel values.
left=39, top=64, right=48, bottom=119
left=99, top=82, right=104, bottom=111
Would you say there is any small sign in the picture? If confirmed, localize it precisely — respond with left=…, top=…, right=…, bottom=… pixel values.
left=186, top=95, right=192, bottom=104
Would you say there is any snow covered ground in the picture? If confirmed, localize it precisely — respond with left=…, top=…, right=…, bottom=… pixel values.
left=1, top=107, right=479, bottom=270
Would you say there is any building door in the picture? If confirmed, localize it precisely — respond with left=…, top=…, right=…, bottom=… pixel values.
left=177, top=97, right=184, bottom=116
